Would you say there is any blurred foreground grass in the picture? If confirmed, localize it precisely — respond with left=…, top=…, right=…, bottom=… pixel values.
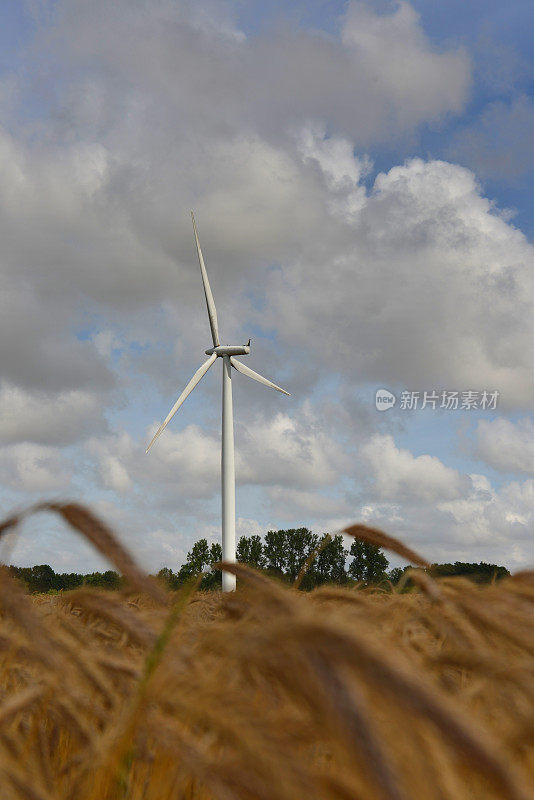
left=0, top=502, right=533, bottom=800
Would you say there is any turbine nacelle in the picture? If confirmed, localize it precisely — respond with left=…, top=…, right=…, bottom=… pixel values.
left=205, top=344, right=251, bottom=357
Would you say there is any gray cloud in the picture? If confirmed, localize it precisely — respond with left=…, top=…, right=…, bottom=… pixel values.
left=0, top=280, right=112, bottom=393
left=475, top=417, right=534, bottom=475
left=39, top=0, right=469, bottom=146
left=0, top=383, right=107, bottom=445
left=449, top=94, right=534, bottom=182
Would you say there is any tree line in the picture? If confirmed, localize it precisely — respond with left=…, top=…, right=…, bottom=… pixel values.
left=8, top=564, right=122, bottom=594
left=158, top=529, right=390, bottom=591
left=8, top=528, right=509, bottom=593
left=157, top=528, right=509, bottom=591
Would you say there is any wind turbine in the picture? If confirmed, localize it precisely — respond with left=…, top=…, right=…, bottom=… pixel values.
left=146, top=213, right=290, bottom=591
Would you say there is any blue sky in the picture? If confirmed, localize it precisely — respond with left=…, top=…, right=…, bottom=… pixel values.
left=0, top=0, right=532, bottom=573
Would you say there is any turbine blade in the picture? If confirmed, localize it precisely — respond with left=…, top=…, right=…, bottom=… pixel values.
left=191, top=212, right=220, bottom=347
left=230, top=357, right=290, bottom=396
left=146, top=354, right=217, bottom=453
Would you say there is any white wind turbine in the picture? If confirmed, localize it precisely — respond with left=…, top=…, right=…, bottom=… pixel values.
left=146, top=213, right=290, bottom=591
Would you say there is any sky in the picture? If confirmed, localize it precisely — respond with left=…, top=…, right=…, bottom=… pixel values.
left=0, top=0, right=533, bottom=573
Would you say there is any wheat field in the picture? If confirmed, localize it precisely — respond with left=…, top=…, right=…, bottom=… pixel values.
left=0, top=502, right=533, bottom=799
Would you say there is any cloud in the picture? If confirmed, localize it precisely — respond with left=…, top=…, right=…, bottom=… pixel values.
left=436, top=475, right=534, bottom=560
left=341, top=1, right=470, bottom=129
left=89, top=404, right=348, bottom=502
left=265, top=486, right=350, bottom=518
left=449, top=94, right=534, bottom=182
left=0, top=383, right=106, bottom=445
left=143, top=425, right=221, bottom=499
left=297, top=125, right=372, bottom=218
left=0, top=2, right=475, bottom=406
left=87, top=427, right=219, bottom=501
left=360, top=434, right=468, bottom=503
left=0, top=279, right=112, bottom=393
left=42, top=0, right=469, bottom=147
left=81, top=419, right=534, bottom=574
left=0, top=443, right=71, bottom=492
left=475, top=418, right=534, bottom=475
left=238, top=409, right=349, bottom=489
left=267, top=155, right=534, bottom=408
left=98, top=454, right=133, bottom=495
left=355, top=469, right=534, bottom=570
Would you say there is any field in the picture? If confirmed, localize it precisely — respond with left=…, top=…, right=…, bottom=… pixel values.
left=0, top=503, right=534, bottom=799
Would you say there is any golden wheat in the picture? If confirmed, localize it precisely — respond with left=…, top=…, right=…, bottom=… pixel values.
left=0, top=503, right=531, bottom=798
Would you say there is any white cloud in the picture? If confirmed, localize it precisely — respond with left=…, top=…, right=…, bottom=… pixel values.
left=436, top=476, right=534, bottom=555
left=361, top=434, right=468, bottom=503
left=297, top=125, right=372, bottom=218
left=475, top=418, right=534, bottom=475
left=98, top=454, right=133, bottom=494
left=0, top=444, right=71, bottom=492
left=145, top=424, right=221, bottom=498
left=353, top=463, right=534, bottom=570
left=0, top=2, right=476, bottom=407
left=268, top=157, right=534, bottom=407
left=236, top=517, right=270, bottom=539
left=87, top=428, right=219, bottom=500
left=238, top=409, right=349, bottom=489
left=92, top=330, right=121, bottom=358
left=89, top=405, right=348, bottom=502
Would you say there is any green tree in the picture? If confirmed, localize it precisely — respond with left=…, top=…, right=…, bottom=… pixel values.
left=209, top=542, right=222, bottom=564
left=188, top=539, right=211, bottom=572
left=83, top=571, right=121, bottom=589
left=348, top=540, right=389, bottom=583
left=99, top=570, right=122, bottom=589
left=8, top=566, right=32, bottom=591
left=201, top=542, right=223, bottom=589
left=236, top=535, right=265, bottom=569
left=430, top=562, right=509, bottom=584
left=284, top=528, right=319, bottom=583
left=263, top=530, right=288, bottom=576
left=314, top=534, right=348, bottom=587
left=57, top=572, right=84, bottom=590
left=264, top=528, right=319, bottom=583
left=157, top=567, right=179, bottom=590
left=30, top=565, right=56, bottom=593
left=387, top=566, right=405, bottom=585
left=178, top=538, right=211, bottom=581
left=176, top=539, right=223, bottom=589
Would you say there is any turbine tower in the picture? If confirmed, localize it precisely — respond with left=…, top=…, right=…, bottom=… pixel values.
left=146, top=212, right=290, bottom=591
